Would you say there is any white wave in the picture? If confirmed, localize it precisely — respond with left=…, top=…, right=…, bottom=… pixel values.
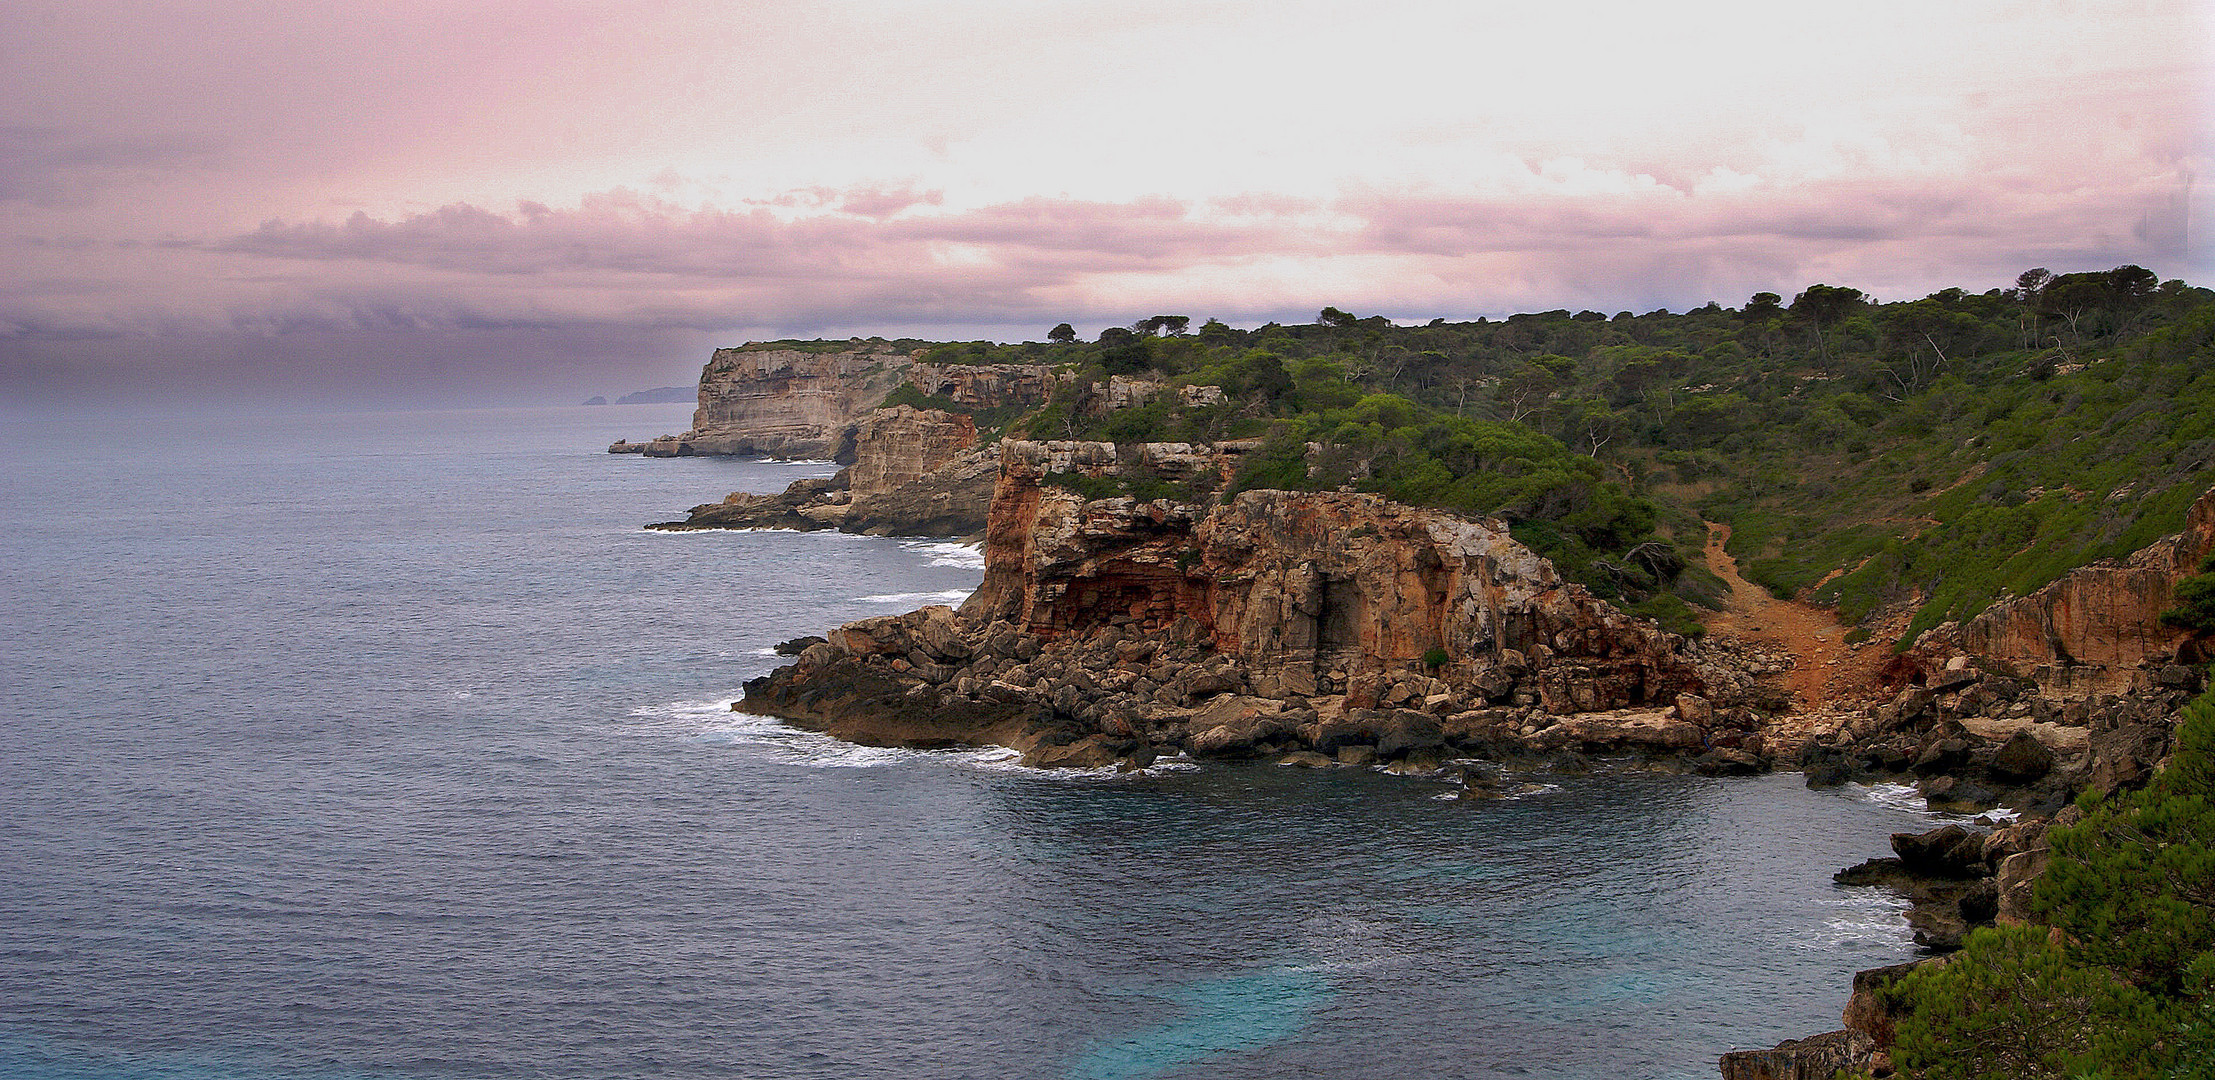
left=899, top=539, right=986, bottom=570
left=852, top=589, right=973, bottom=605
left=627, top=697, right=1192, bottom=779
left=1492, top=779, right=1562, bottom=799
left=692, top=707, right=913, bottom=768
left=1852, top=781, right=2017, bottom=823
left=1856, top=781, right=1929, bottom=814
left=1791, top=894, right=1916, bottom=951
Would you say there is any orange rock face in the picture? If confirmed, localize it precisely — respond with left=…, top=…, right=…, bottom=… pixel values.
left=961, top=444, right=1704, bottom=713
left=1919, top=486, right=2215, bottom=697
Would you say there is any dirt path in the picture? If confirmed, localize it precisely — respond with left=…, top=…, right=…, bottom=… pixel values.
left=1702, top=523, right=1888, bottom=712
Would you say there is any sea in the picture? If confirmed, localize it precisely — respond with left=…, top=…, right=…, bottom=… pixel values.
left=0, top=403, right=1956, bottom=1080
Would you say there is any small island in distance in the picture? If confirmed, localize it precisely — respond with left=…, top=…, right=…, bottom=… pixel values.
left=584, top=386, right=695, bottom=406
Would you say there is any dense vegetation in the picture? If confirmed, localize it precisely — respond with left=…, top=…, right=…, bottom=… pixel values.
left=887, top=267, right=2215, bottom=645
left=1880, top=687, right=2215, bottom=1079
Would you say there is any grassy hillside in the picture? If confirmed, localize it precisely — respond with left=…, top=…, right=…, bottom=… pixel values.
left=870, top=269, right=2215, bottom=646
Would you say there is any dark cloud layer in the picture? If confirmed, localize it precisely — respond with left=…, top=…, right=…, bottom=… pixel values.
left=5, top=155, right=2201, bottom=408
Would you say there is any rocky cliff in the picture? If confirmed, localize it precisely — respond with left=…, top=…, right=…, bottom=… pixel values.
left=906, top=362, right=1065, bottom=409
left=966, top=443, right=1706, bottom=713
left=1904, top=486, right=2215, bottom=700
left=653, top=406, right=998, bottom=537
left=610, top=346, right=1067, bottom=460
left=738, top=442, right=1779, bottom=770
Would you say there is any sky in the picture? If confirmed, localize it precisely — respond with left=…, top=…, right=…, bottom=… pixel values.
left=1, top=0, right=2209, bottom=408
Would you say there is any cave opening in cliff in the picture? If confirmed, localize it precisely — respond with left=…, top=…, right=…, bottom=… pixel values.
left=1317, top=574, right=1362, bottom=662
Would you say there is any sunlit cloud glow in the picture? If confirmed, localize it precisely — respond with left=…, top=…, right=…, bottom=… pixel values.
left=0, top=0, right=2207, bottom=404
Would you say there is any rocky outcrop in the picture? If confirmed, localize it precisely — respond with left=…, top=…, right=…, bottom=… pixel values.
left=963, top=448, right=1708, bottom=714
left=1795, top=654, right=2199, bottom=815
left=1717, top=1030, right=1877, bottom=1080
left=1795, top=487, right=2215, bottom=813
left=653, top=406, right=999, bottom=538
left=843, top=406, right=978, bottom=499
left=635, top=344, right=918, bottom=459
left=906, top=363, right=1065, bottom=408
left=737, top=445, right=1780, bottom=767
left=1906, top=486, right=2215, bottom=700
left=612, top=345, right=1074, bottom=461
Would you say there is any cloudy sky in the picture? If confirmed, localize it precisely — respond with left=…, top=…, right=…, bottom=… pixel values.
left=2, top=0, right=2208, bottom=407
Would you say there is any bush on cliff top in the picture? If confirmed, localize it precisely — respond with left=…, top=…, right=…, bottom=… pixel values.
left=845, top=270, right=2213, bottom=636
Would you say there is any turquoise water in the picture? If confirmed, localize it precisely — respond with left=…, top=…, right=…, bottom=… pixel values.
left=0, top=405, right=1940, bottom=1079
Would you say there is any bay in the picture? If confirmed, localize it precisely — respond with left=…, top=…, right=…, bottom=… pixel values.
left=0, top=404, right=1942, bottom=1079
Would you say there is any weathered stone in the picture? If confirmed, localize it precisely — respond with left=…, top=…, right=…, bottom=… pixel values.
left=1375, top=710, right=1446, bottom=757
left=2086, top=720, right=2173, bottom=796
left=1718, top=1029, right=1876, bottom=1080
left=1025, top=734, right=1124, bottom=769
left=1842, top=960, right=1924, bottom=1047
left=773, top=634, right=829, bottom=657
left=961, top=467, right=1706, bottom=720
left=1525, top=709, right=1706, bottom=754
left=1694, top=748, right=1766, bottom=776
left=1184, top=696, right=1288, bottom=758
left=674, top=344, right=917, bottom=458
left=1994, top=848, right=2050, bottom=925
left=1891, top=824, right=1986, bottom=879
left=1985, top=730, right=2055, bottom=782
left=1911, top=737, right=1972, bottom=777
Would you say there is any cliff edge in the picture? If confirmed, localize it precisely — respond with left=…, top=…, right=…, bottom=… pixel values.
left=738, top=441, right=1779, bottom=770
left=610, top=343, right=1063, bottom=460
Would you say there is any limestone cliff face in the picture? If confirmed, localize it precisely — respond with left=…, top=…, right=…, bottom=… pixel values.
left=611, top=351, right=1064, bottom=459
left=683, top=345, right=916, bottom=458
left=652, top=405, right=998, bottom=538
left=845, top=406, right=978, bottom=500
left=1913, top=486, right=2215, bottom=698
left=962, top=445, right=1702, bottom=713
left=905, top=363, right=1066, bottom=408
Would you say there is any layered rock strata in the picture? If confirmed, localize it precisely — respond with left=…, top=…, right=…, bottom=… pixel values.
left=653, top=406, right=999, bottom=538
left=738, top=445, right=1781, bottom=769
left=610, top=345, right=1069, bottom=460
left=906, top=362, right=1065, bottom=408
left=613, top=345, right=915, bottom=458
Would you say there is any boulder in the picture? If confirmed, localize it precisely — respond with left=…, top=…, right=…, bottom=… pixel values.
left=1694, top=748, right=1767, bottom=776
left=1184, top=696, right=1288, bottom=758
left=1718, top=1030, right=1876, bottom=1080
left=1891, top=825, right=1987, bottom=879
left=773, top=635, right=828, bottom=657
left=1842, top=960, right=1924, bottom=1047
left=1984, top=729, right=2054, bottom=782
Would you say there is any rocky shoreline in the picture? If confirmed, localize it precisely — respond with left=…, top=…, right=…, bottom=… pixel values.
left=706, top=442, right=2213, bottom=1079
left=734, top=441, right=1817, bottom=776
left=623, top=340, right=2215, bottom=1078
